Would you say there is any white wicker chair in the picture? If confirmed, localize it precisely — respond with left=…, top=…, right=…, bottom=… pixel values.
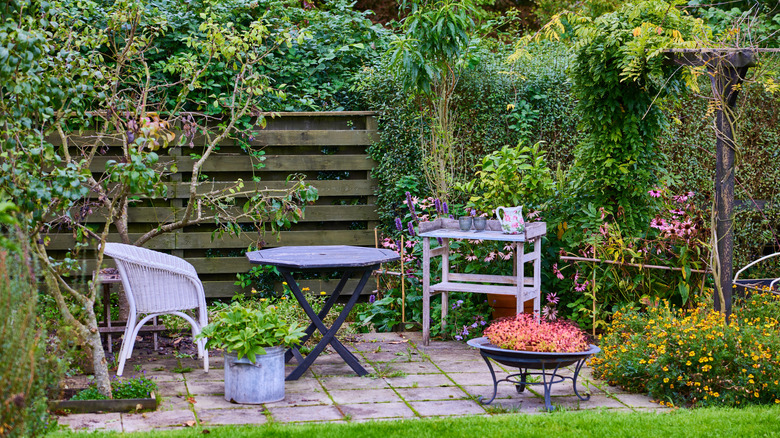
left=103, top=242, right=209, bottom=376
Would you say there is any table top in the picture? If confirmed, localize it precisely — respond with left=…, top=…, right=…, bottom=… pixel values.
left=419, top=221, right=547, bottom=242
left=246, top=245, right=400, bottom=270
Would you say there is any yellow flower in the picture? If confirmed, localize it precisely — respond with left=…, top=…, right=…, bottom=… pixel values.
left=320, top=291, right=327, bottom=295
left=506, top=103, right=515, bottom=111
left=302, top=287, right=310, bottom=292
left=251, top=288, right=258, bottom=294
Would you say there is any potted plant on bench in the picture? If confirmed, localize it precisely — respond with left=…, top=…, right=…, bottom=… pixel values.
left=198, top=301, right=305, bottom=404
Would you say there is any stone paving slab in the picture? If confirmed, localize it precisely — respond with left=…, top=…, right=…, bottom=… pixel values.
left=264, top=390, right=333, bottom=407
left=186, top=380, right=224, bottom=396
left=447, top=372, right=496, bottom=386
left=614, top=393, right=664, bottom=409
left=383, top=360, right=442, bottom=374
left=56, top=332, right=668, bottom=432
left=340, top=402, right=416, bottom=420
left=329, top=388, right=400, bottom=404
left=284, top=378, right=326, bottom=394
left=156, top=380, right=188, bottom=396
left=384, top=373, right=454, bottom=388
left=57, top=412, right=123, bottom=432
left=409, top=399, right=487, bottom=417
left=122, top=409, right=196, bottom=432
left=395, top=385, right=469, bottom=401
left=267, top=405, right=344, bottom=423
left=319, top=375, right=390, bottom=390
left=190, top=395, right=250, bottom=410
left=158, top=395, right=195, bottom=411
left=198, top=407, right=267, bottom=425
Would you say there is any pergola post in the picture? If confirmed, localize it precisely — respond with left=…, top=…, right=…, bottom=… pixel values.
left=710, top=61, right=749, bottom=316
left=665, top=49, right=756, bottom=316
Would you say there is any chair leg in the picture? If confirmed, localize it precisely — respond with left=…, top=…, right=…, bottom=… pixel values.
left=116, top=313, right=137, bottom=377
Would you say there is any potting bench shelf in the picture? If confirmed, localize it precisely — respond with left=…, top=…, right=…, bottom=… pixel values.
left=419, top=218, right=546, bottom=345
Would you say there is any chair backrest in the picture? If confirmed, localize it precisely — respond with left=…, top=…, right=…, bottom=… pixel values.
left=103, top=242, right=205, bottom=314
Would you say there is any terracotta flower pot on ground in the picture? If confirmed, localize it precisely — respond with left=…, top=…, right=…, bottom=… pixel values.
left=487, top=294, right=535, bottom=320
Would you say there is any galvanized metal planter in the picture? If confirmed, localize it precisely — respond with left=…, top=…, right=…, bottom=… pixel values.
left=224, top=347, right=285, bottom=404
left=467, top=337, right=600, bottom=411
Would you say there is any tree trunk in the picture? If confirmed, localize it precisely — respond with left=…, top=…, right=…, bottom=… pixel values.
left=84, top=307, right=113, bottom=398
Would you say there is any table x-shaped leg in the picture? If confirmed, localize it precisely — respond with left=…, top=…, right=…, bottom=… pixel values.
left=281, top=267, right=375, bottom=381
left=284, top=272, right=350, bottom=364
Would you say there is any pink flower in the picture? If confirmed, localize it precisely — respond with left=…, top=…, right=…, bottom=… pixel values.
left=648, top=189, right=662, bottom=198
left=552, top=263, right=565, bottom=280
left=465, top=254, right=478, bottom=262
left=574, top=280, right=590, bottom=292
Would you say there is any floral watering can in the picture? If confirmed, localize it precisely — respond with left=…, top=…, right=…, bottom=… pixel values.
left=495, top=206, right=525, bottom=235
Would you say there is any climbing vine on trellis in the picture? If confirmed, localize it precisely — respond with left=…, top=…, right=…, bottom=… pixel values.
left=567, top=1, right=709, bottom=235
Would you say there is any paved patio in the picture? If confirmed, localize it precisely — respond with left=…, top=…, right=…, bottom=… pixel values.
left=58, top=332, right=668, bottom=432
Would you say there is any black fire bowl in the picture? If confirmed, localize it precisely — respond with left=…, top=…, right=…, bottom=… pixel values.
left=467, top=337, right=601, bottom=411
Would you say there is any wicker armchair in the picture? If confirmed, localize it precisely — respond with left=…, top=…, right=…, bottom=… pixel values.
left=103, top=242, right=209, bottom=376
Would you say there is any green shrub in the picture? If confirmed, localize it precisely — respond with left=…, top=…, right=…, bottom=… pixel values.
left=459, top=141, right=554, bottom=214
left=590, top=295, right=780, bottom=407
left=0, top=242, right=61, bottom=436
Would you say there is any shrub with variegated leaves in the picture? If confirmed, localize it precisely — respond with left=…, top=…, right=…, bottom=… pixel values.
left=484, top=314, right=589, bottom=353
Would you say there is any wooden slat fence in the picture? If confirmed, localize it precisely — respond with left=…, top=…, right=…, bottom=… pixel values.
left=49, top=112, right=381, bottom=298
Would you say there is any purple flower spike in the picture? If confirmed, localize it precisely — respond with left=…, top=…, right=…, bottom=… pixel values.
left=407, top=221, right=416, bottom=237
left=395, top=217, right=403, bottom=231
left=369, top=294, right=376, bottom=304
left=437, top=237, right=443, bottom=245
left=443, top=202, right=449, bottom=214
left=434, top=198, right=441, bottom=214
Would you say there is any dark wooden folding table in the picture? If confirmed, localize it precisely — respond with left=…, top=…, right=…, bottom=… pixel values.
left=246, top=245, right=399, bottom=380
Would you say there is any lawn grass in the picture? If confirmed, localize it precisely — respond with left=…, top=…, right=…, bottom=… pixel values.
left=50, top=405, right=780, bottom=437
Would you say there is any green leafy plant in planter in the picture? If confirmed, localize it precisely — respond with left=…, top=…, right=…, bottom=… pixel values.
left=198, top=302, right=305, bottom=363
left=72, top=375, right=158, bottom=401
left=198, top=301, right=306, bottom=404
